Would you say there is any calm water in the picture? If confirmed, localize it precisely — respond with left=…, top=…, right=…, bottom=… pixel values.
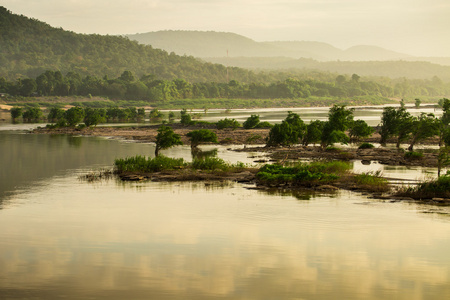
left=1, top=117, right=450, bottom=299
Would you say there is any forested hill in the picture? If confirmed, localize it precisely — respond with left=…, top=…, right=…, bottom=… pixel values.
left=0, top=6, right=264, bottom=82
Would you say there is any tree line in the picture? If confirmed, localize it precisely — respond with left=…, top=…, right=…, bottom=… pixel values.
left=3, top=69, right=449, bottom=102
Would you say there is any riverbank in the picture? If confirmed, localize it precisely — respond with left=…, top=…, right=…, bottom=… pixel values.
left=34, top=124, right=441, bottom=167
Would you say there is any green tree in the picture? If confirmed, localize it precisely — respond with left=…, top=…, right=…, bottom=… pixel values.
left=149, top=109, right=164, bottom=122
left=320, top=105, right=354, bottom=148
left=408, top=113, right=440, bottom=151
left=303, top=120, right=324, bottom=146
left=47, top=107, right=65, bottom=123
left=22, top=108, right=43, bottom=122
left=415, top=98, right=421, bottom=109
left=65, top=107, right=85, bottom=127
left=10, top=107, right=23, bottom=120
left=186, top=129, right=218, bottom=149
left=154, top=125, right=183, bottom=156
left=84, top=108, right=106, bottom=127
left=349, top=120, right=374, bottom=142
left=379, top=107, right=412, bottom=147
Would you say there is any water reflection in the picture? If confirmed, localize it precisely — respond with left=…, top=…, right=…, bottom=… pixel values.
left=1, top=178, right=450, bottom=299
left=257, top=187, right=338, bottom=201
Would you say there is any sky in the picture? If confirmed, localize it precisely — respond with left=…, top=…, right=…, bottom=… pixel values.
left=3, top=0, right=450, bottom=57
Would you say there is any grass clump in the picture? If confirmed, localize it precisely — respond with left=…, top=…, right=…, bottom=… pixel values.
left=192, top=157, right=248, bottom=172
left=353, top=171, right=389, bottom=192
left=256, top=161, right=351, bottom=185
left=114, top=155, right=186, bottom=172
left=397, top=174, right=450, bottom=199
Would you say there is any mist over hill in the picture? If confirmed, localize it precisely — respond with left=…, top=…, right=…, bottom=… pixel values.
left=128, top=30, right=414, bottom=61
left=128, top=30, right=450, bottom=81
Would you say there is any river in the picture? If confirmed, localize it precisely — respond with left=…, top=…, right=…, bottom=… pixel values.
left=1, top=106, right=450, bottom=299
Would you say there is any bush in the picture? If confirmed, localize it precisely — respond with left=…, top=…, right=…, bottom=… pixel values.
left=256, top=121, right=273, bottom=128
left=243, top=114, right=260, bottom=129
left=358, top=143, right=375, bottom=149
left=256, top=161, right=350, bottom=184
left=216, top=118, right=241, bottom=130
left=187, top=129, right=218, bottom=148
left=404, top=151, right=423, bottom=160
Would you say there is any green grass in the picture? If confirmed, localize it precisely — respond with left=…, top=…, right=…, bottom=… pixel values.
left=114, top=155, right=248, bottom=173
left=114, top=155, right=187, bottom=172
left=398, top=174, right=450, bottom=199
left=256, top=161, right=351, bottom=184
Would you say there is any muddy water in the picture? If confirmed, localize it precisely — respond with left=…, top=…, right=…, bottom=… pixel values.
left=1, top=128, right=450, bottom=299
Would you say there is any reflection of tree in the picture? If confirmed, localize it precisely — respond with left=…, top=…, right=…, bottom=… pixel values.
left=191, top=148, right=218, bottom=160
left=259, top=188, right=338, bottom=200
left=67, top=136, right=82, bottom=147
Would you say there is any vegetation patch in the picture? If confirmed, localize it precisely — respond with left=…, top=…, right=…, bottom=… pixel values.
left=396, top=174, right=450, bottom=200
left=353, top=171, right=389, bottom=192
left=404, top=151, right=424, bottom=160
left=256, top=161, right=351, bottom=185
left=358, top=142, right=375, bottom=149
left=114, top=155, right=187, bottom=173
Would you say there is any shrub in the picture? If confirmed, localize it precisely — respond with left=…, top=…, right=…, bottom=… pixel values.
left=216, top=118, right=241, bottom=130
left=256, top=121, right=273, bottom=128
left=404, top=151, right=423, bottom=160
left=325, top=146, right=340, bottom=152
left=358, top=143, right=374, bottom=149
left=256, top=161, right=350, bottom=185
left=187, top=129, right=218, bottom=148
left=243, top=114, right=260, bottom=129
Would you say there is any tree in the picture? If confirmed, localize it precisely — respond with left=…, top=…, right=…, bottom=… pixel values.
left=186, top=129, right=218, bottom=149
left=267, top=111, right=306, bottom=146
left=65, top=107, right=85, bottom=127
left=154, top=126, right=183, bottom=156
left=84, top=108, right=106, bottom=127
left=408, top=113, right=439, bottom=151
left=168, top=111, right=176, bottom=123
left=379, top=106, right=411, bottom=146
left=10, top=107, right=23, bottom=120
left=303, top=120, right=324, bottom=146
left=47, top=107, right=65, bottom=123
left=266, top=122, right=295, bottom=147
left=320, top=105, right=354, bottom=148
left=149, top=109, right=164, bottom=122
left=349, top=120, right=374, bottom=142
left=243, top=114, right=260, bottom=129
left=22, top=108, right=43, bottom=122
left=415, top=98, right=421, bottom=109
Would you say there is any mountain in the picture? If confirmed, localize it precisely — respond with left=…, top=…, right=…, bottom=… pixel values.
left=128, top=30, right=413, bottom=61
left=0, top=7, right=264, bottom=83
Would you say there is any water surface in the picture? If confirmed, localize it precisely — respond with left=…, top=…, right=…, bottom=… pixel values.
left=1, top=125, right=450, bottom=299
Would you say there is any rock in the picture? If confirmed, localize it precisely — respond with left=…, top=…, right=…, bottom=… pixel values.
left=316, top=185, right=339, bottom=190
left=361, top=160, right=371, bottom=165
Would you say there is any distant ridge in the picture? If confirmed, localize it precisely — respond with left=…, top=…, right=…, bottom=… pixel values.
left=128, top=30, right=413, bottom=61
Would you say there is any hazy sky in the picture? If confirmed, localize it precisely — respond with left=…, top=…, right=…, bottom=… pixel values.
left=3, top=0, right=450, bottom=56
